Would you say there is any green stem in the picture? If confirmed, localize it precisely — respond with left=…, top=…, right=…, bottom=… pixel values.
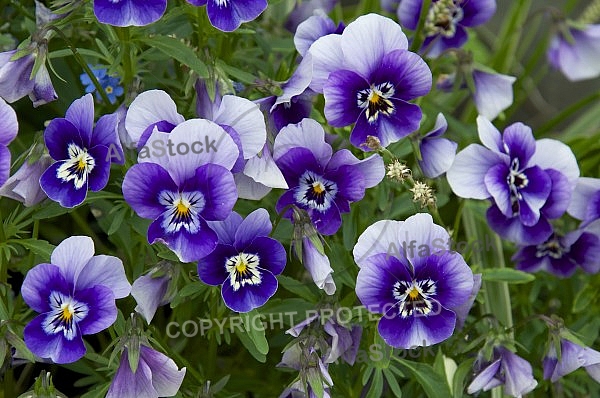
left=461, top=203, right=513, bottom=330
left=491, top=0, right=533, bottom=74
left=537, top=91, right=600, bottom=135
left=410, top=0, right=432, bottom=53
left=47, top=26, right=112, bottom=105
left=118, top=27, right=135, bottom=86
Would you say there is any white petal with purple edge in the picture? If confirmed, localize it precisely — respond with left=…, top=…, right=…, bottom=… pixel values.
left=554, top=26, right=600, bottom=81
left=476, top=115, right=503, bottom=152
left=447, top=144, right=508, bottom=199
left=306, top=34, right=344, bottom=93
left=568, top=177, right=600, bottom=220
left=166, top=119, right=239, bottom=185
left=273, top=118, right=332, bottom=167
left=419, top=137, right=457, bottom=178
left=273, top=54, right=313, bottom=109
left=341, top=14, right=408, bottom=79
left=132, top=274, right=169, bottom=324
left=303, top=237, right=336, bottom=295
left=472, top=71, right=516, bottom=121
left=125, top=90, right=184, bottom=144
left=140, top=346, right=186, bottom=396
left=50, top=236, right=95, bottom=285
left=0, top=98, right=18, bottom=145
left=76, top=255, right=131, bottom=299
left=234, top=173, right=273, bottom=200
left=353, top=219, right=404, bottom=267
left=137, top=128, right=171, bottom=170
left=213, top=95, right=266, bottom=159
left=242, top=148, right=288, bottom=190
left=294, top=13, right=336, bottom=57
left=530, top=138, right=579, bottom=184
left=397, top=213, right=449, bottom=270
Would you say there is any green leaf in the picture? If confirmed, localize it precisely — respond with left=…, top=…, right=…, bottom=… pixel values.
left=234, top=326, right=266, bottom=362
left=5, top=330, right=36, bottom=363
left=573, top=283, right=597, bottom=314
left=383, top=368, right=402, bottom=397
left=216, top=60, right=257, bottom=85
left=241, top=310, right=269, bottom=355
left=277, top=275, right=319, bottom=303
left=141, top=35, right=208, bottom=78
left=395, top=359, right=452, bottom=398
left=452, top=358, right=475, bottom=397
left=33, top=201, right=73, bottom=219
left=365, top=369, right=384, bottom=398
left=481, top=268, right=535, bottom=284
left=107, top=207, right=127, bottom=235
left=14, top=239, right=55, bottom=261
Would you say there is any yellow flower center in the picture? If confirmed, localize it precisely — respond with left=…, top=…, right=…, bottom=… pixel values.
left=236, top=258, right=248, bottom=273
left=105, top=86, right=113, bottom=94
left=312, top=182, right=325, bottom=194
left=408, top=287, right=420, bottom=300
left=175, top=201, right=190, bottom=216
left=60, top=303, right=74, bottom=321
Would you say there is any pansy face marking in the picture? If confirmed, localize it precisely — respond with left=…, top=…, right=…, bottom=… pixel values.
left=225, top=252, right=262, bottom=291
left=42, top=291, right=89, bottom=341
left=507, top=158, right=529, bottom=215
left=357, top=82, right=396, bottom=123
left=393, top=278, right=437, bottom=318
left=425, top=0, right=464, bottom=38
left=158, top=190, right=206, bottom=234
left=294, top=170, right=338, bottom=212
left=56, top=143, right=96, bottom=189
left=535, top=234, right=564, bottom=260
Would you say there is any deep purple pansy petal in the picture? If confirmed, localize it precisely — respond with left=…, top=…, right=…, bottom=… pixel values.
left=378, top=304, right=456, bottom=348
left=76, top=285, right=117, bottom=335
left=94, top=0, right=167, bottom=27
left=221, top=268, right=277, bottom=312
left=21, top=263, right=68, bottom=313
left=24, top=314, right=86, bottom=364
left=234, top=208, right=272, bottom=248
left=123, top=162, right=178, bottom=220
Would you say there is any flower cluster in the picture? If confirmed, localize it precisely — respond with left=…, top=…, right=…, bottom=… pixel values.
left=3, top=0, right=600, bottom=397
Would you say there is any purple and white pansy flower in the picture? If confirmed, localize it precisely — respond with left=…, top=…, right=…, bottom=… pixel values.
left=125, top=89, right=185, bottom=149
left=543, top=338, right=600, bottom=383
left=21, top=236, right=131, bottom=364
left=418, top=113, right=457, bottom=178
left=186, top=0, right=267, bottom=32
left=353, top=213, right=477, bottom=348
left=447, top=116, right=579, bottom=245
left=40, top=94, right=122, bottom=208
left=107, top=344, right=186, bottom=398
left=513, top=221, right=600, bottom=278
left=93, top=0, right=167, bottom=27
left=398, top=0, right=497, bottom=58
left=0, top=98, right=18, bottom=187
left=307, top=13, right=432, bottom=149
left=273, top=118, right=385, bottom=235
left=123, top=119, right=239, bottom=263
left=548, top=23, right=600, bottom=82
left=0, top=49, right=58, bottom=107
left=567, top=177, right=600, bottom=227
left=467, top=345, right=538, bottom=397
left=198, top=209, right=286, bottom=313
left=472, top=69, right=516, bottom=121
